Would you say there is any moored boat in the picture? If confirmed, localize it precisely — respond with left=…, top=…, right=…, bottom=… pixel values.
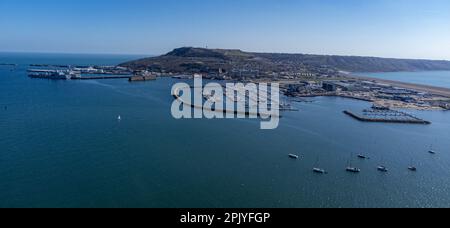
left=313, top=168, right=327, bottom=174
left=377, top=166, right=388, bottom=172
left=346, top=167, right=361, bottom=173
left=358, top=154, right=369, bottom=159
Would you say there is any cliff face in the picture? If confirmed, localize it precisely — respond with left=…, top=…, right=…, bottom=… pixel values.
left=120, top=47, right=450, bottom=74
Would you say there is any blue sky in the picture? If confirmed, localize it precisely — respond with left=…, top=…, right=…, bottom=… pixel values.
left=1, top=0, right=450, bottom=59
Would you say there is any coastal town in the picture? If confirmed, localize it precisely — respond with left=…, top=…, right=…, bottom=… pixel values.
left=120, top=47, right=450, bottom=112
left=24, top=46, right=450, bottom=117
left=26, top=59, right=450, bottom=114
left=167, top=68, right=450, bottom=112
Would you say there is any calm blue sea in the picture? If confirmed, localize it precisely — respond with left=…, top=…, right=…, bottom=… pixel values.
left=359, top=71, right=450, bottom=89
left=1, top=53, right=450, bottom=208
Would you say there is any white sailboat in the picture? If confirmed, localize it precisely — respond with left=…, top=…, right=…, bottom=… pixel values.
left=313, top=156, right=327, bottom=174
left=346, top=153, right=361, bottom=173
left=408, top=160, right=417, bottom=171
left=377, top=155, right=388, bottom=172
left=428, top=144, right=436, bottom=154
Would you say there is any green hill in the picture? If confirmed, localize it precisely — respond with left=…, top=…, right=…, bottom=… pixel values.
left=120, top=47, right=450, bottom=75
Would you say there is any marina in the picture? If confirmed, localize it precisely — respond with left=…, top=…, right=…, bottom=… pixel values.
left=343, top=107, right=431, bottom=125
left=172, top=85, right=283, bottom=119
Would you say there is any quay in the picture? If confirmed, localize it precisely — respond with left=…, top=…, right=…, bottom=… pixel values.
left=344, top=110, right=431, bottom=125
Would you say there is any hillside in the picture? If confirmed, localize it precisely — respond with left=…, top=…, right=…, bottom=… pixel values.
left=120, top=47, right=450, bottom=76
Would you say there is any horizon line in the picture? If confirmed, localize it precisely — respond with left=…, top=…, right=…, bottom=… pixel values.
left=1, top=49, right=449, bottom=62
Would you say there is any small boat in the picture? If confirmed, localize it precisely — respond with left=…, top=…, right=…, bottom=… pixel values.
left=313, top=168, right=327, bottom=174
left=117, top=115, right=122, bottom=121
left=408, top=158, right=417, bottom=171
left=288, top=154, right=299, bottom=159
left=346, top=167, right=361, bottom=173
left=377, top=166, right=388, bottom=172
left=428, top=144, right=436, bottom=154
left=358, top=154, right=369, bottom=159
left=346, top=153, right=360, bottom=173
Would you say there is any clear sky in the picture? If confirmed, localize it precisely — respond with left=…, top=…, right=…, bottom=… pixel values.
left=1, top=0, right=449, bottom=60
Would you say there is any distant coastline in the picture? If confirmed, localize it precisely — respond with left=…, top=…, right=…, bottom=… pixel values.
left=355, top=71, right=450, bottom=90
